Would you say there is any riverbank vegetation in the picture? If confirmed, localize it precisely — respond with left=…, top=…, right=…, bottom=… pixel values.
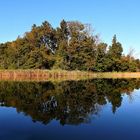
left=0, top=20, right=140, bottom=72
left=0, top=70, right=140, bottom=81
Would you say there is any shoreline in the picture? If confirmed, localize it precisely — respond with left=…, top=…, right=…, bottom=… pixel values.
left=0, top=70, right=140, bottom=81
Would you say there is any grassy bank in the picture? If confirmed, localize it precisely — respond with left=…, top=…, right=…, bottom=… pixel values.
left=0, top=69, right=94, bottom=81
left=0, top=70, right=140, bottom=81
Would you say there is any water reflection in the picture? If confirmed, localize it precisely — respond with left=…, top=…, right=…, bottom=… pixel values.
left=0, top=79, right=140, bottom=125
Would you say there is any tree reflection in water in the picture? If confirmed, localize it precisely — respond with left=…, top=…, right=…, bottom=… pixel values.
left=0, top=79, right=139, bottom=125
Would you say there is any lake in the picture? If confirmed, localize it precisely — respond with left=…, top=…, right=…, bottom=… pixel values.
left=0, top=79, right=140, bottom=140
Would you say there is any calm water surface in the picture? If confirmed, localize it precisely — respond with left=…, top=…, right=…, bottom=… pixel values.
left=0, top=79, right=140, bottom=140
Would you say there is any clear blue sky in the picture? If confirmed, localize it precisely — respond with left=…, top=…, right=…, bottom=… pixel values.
left=0, top=0, right=140, bottom=57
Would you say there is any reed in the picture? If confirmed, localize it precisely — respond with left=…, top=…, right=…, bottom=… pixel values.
left=0, top=70, right=140, bottom=81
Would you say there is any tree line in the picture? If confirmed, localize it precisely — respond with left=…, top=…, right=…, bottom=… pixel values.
left=0, top=20, right=140, bottom=71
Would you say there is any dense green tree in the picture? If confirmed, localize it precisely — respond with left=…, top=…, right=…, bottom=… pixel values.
left=94, top=43, right=108, bottom=71
left=104, top=35, right=124, bottom=72
left=54, top=21, right=97, bottom=70
left=108, top=35, right=123, bottom=59
left=0, top=20, right=139, bottom=71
